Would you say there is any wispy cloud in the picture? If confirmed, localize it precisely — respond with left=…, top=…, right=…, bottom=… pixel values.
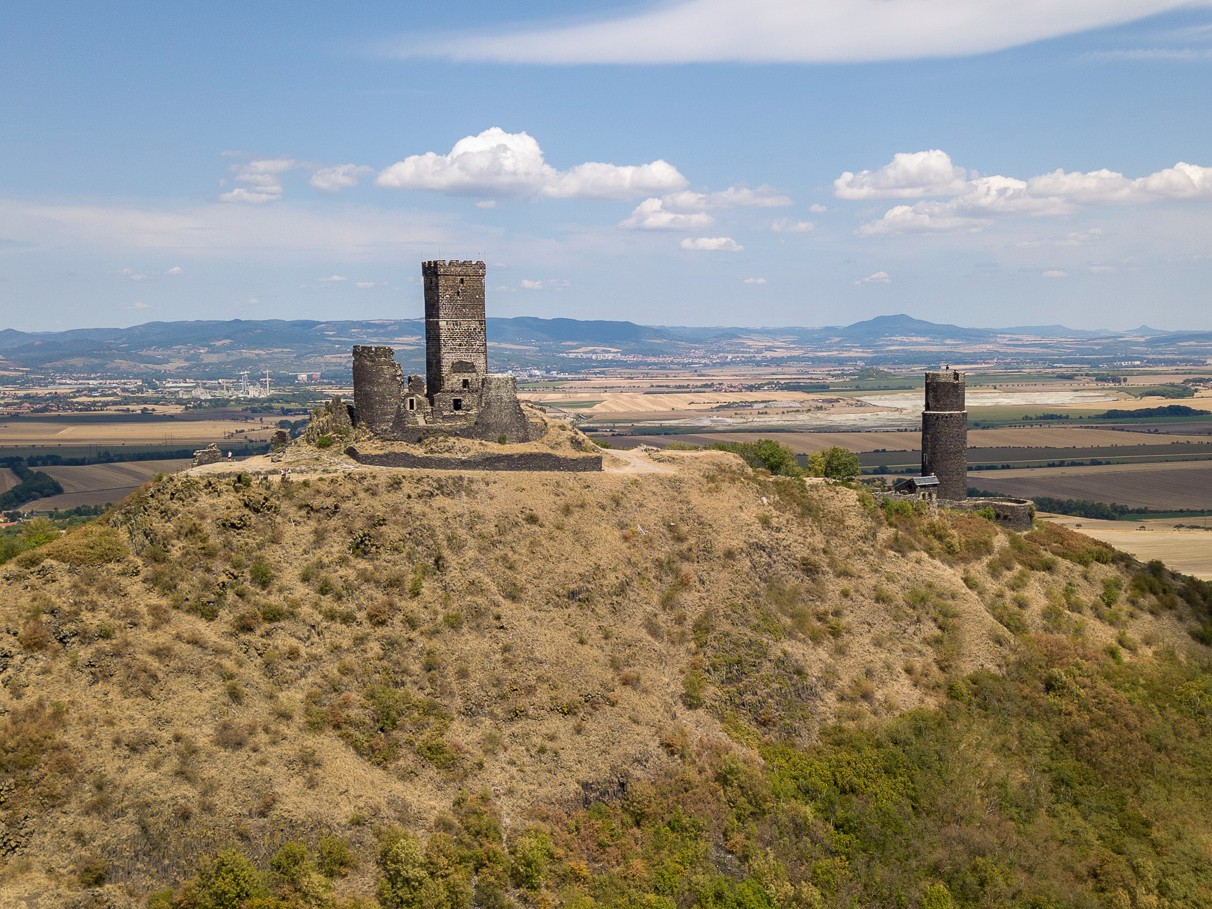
left=854, top=271, right=892, bottom=284
left=310, top=164, right=373, bottom=192
left=384, top=0, right=1208, bottom=64
left=219, top=158, right=296, bottom=204
left=681, top=236, right=742, bottom=252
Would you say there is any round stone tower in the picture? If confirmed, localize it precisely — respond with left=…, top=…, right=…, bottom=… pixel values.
left=921, top=370, right=967, bottom=501
left=352, top=345, right=404, bottom=436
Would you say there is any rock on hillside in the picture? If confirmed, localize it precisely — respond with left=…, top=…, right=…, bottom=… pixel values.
left=1, top=444, right=1209, bottom=906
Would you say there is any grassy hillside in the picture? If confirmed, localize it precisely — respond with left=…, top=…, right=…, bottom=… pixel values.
left=2, top=443, right=1211, bottom=908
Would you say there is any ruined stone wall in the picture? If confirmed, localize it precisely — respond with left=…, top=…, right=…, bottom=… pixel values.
left=922, top=370, right=968, bottom=501
left=347, top=447, right=603, bottom=473
left=472, top=375, right=540, bottom=443
left=423, top=260, right=488, bottom=411
left=950, top=498, right=1035, bottom=532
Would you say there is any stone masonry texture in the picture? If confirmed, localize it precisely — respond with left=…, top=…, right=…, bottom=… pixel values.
left=922, top=370, right=968, bottom=501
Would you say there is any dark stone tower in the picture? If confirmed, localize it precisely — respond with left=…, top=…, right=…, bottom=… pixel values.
left=352, top=345, right=405, bottom=436
left=423, top=260, right=488, bottom=417
left=921, top=370, right=967, bottom=501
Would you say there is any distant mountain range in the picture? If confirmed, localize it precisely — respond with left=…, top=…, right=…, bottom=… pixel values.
left=0, top=314, right=1208, bottom=378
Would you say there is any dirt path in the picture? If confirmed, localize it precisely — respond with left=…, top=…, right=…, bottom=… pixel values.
left=602, top=447, right=677, bottom=474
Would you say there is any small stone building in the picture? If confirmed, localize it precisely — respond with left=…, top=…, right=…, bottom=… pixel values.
left=351, top=260, right=538, bottom=444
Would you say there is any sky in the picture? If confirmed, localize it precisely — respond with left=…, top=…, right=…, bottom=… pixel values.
left=2, top=1, right=1212, bottom=332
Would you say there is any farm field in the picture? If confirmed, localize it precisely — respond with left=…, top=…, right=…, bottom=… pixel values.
left=610, top=426, right=1212, bottom=454
left=31, top=459, right=192, bottom=511
left=1042, top=515, right=1212, bottom=580
left=970, top=461, right=1212, bottom=510
left=0, top=415, right=276, bottom=449
left=0, top=467, right=16, bottom=494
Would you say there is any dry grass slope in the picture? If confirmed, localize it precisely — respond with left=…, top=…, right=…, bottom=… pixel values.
left=0, top=440, right=1209, bottom=907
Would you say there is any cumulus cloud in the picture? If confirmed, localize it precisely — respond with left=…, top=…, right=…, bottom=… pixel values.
left=120, top=267, right=148, bottom=281
left=1042, top=270, right=1068, bottom=278
left=834, top=150, right=969, bottom=200
left=520, top=278, right=571, bottom=290
left=847, top=153, right=1212, bottom=235
left=219, top=158, right=296, bottom=203
left=166, top=265, right=183, bottom=276
left=377, top=127, right=687, bottom=200
left=385, top=0, right=1203, bottom=64
left=809, top=203, right=828, bottom=213
left=319, top=274, right=348, bottom=283
left=310, top=164, right=373, bottom=192
left=854, top=271, right=892, bottom=284
left=771, top=218, right=815, bottom=233
left=744, top=277, right=767, bottom=284
left=355, top=281, right=376, bottom=289
left=681, top=236, right=742, bottom=251
left=619, top=198, right=715, bottom=231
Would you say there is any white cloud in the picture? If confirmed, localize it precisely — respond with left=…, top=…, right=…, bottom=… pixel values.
left=310, top=164, right=373, bottom=192
left=620, top=198, right=715, bottom=231
left=854, top=271, right=892, bottom=284
left=219, top=158, right=296, bottom=204
left=386, top=0, right=1203, bottom=64
left=377, top=127, right=687, bottom=200
left=475, top=200, right=498, bottom=209
left=1088, top=265, right=1117, bottom=274
left=355, top=281, right=376, bottom=289
left=1042, top=270, right=1068, bottom=278
left=120, top=267, right=148, bottom=281
left=166, top=265, right=183, bottom=276
left=771, top=218, right=815, bottom=233
left=809, top=203, right=828, bottom=213
left=319, top=274, right=347, bottom=283
left=744, top=277, right=767, bottom=284
left=662, top=186, right=791, bottom=210
left=847, top=153, right=1212, bottom=235
left=834, top=150, right=969, bottom=200
left=520, top=278, right=570, bottom=290
left=681, top=236, right=742, bottom=251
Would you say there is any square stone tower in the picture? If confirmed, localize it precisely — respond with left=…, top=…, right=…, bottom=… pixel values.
left=423, top=260, right=488, bottom=417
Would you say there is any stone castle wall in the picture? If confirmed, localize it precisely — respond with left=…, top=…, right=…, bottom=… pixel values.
left=922, top=370, right=968, bottom=501
left=347, top=447, right=603, bottom=473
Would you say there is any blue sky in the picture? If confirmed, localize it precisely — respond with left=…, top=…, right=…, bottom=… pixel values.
left=2, top=1, right=1211, bottom=332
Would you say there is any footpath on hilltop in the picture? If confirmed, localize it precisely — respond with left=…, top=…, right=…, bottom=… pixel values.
left=2, top=418, right=1212, bottom=908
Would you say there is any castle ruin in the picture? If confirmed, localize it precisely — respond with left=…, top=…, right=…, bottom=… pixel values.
left=891, top=369, right=1034, bottom=531
left=921, top=369, right=968, bottom=501
left=350, top=261, right=538, bottom=444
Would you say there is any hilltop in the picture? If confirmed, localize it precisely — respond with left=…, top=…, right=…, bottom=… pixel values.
left=3, top=428, right=1212, bottom=907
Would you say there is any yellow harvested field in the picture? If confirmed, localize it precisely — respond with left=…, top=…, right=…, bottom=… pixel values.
left=1061, top=389, right=1212, bottom=411
left=1044, top=515, right=1212, bottom=580
left=0, top=417, right=276, bottom=447
left=0, top=467, right=16, bottom=494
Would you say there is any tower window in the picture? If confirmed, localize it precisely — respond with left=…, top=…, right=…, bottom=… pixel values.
left=407, top=398, right=415, bottom=411
left=452, top=398, right=463, bottom=411
left=462, top=379, right=470, bottom=389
